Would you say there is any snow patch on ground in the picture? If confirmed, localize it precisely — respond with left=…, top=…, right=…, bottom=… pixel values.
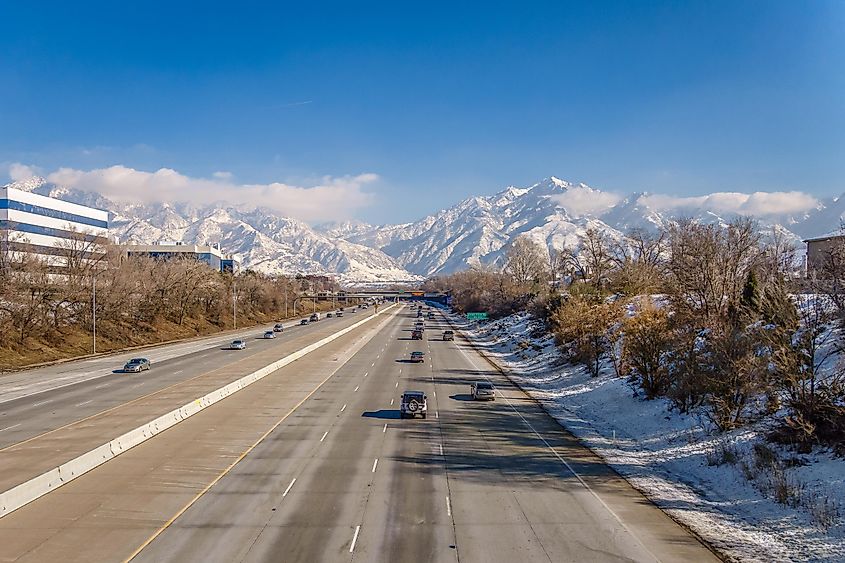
left=460, top=312, right=845, bottom=563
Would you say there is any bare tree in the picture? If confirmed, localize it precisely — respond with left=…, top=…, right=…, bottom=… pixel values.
left=505, top=236, right=547, bottom=288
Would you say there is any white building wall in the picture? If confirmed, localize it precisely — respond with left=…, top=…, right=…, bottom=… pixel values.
left=1, top=186, right=110, bottom=264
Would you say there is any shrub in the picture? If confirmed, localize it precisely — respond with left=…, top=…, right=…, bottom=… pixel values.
left=622, top=299, right=672, bottom=399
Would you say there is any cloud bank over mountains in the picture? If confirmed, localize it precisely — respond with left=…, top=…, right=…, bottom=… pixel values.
left=6, top=163, right=828, bottom=223
left=7, top=164, right=377, bottom=224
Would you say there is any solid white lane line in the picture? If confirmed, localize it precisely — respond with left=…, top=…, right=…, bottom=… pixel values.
left=372, top=458, right=378, bottom=473
left=383, top=423, right=387, bottom=433
left=282, top=478, right=296, bottom=497
left=455, top=336, right=662, bottom=563
left=350, top=525, right=361, bottom=553
left=76, top=400, right=93, bottom=407
left=354, top=386, right=359, bottom=392
left=446, top=495, right=452, bottom=516
left=0, top=423, right=21, bottom=432
left=320, top=431, right=328, bottom=442
left=340, top=404, right=347, bottom=412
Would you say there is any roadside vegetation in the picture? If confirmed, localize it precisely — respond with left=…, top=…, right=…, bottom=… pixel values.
left=425, top=218, right=845, bottom=509
left=0, top=241, right=340, bottom=370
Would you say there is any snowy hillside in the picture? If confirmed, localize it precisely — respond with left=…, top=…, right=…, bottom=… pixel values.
left=6, top=174, right=844, bottom=281
left=321, top=177, right=845, bottom=276
left=5, top=177, right=419, bottom=284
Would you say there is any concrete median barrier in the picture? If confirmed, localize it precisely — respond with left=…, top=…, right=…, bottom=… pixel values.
left=0, top=304, right=397, bottom=519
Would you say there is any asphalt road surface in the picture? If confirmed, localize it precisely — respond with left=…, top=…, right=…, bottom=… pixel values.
left=0, top=304, right=719, bottom=563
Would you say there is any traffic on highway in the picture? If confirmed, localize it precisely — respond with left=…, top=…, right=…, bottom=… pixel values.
left=0, top=300, right=716, bottom=562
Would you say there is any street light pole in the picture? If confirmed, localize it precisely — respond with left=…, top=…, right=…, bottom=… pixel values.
left=92, top=276, right=97, bottom=354
left=233, top=281, right=237, bottom=329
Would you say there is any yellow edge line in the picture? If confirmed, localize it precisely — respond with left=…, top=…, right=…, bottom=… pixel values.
left=123, top=307, right=396, bottom=562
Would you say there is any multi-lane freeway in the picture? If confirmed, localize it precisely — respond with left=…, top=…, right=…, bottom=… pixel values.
left=0, top=304, right=719, bottom=562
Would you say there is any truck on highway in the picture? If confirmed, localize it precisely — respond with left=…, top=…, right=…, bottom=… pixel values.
left=310, top=312, right=320, bottom=322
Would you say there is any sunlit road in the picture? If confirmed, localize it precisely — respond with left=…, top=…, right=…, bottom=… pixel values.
left=0, top=305, right=718, bottom=562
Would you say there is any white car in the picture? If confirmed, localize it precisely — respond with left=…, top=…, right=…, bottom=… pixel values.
left=230, top=340, right=246, bottom=350
left=263, top=331, right=275, bottom=339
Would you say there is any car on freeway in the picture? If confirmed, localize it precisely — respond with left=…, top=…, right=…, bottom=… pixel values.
left=411, top=329, right=423, bottom=340
left=327, top=312, right=334, bottom=318
left=443, top=330, right=454, bottom=341
left=336, top=311, right=343, bottom=317
left=273, top=323, right=285, bottom=332
left=471, top=381, right=496, bottom=401
left=410, top=351, right=425, bottom=363
left=310, top=313, right=320, bottom=322
left=300, top=318, right=309, bottom=325
left=400, top=390, right=428, bottom=419
left=339, top=307, right=344, bottom=311
left=263, top=331, right=275, bottom=339
left=414, top=321, right=425, bottom=331
left=230, top=340, right=247, bottom=350
left=123, top=358, right=151, bottom=373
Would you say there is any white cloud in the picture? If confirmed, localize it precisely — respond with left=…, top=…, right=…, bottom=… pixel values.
left=33, top=165, right=377, bottom=223
left=552, top=186, right=622, bottom=216
left=639, top=191, right=819, bottom=217
left=8, top=163, right=42, bottom=181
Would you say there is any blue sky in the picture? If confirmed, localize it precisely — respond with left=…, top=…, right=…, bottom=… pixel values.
left=1, top=1, right=843, bottom=223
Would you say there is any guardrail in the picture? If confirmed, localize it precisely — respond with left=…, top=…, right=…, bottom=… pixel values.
left=0, top=304, right=397, bottom=519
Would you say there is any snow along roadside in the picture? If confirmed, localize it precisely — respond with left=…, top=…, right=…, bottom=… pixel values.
left=452, top=311, right=845, bottom=563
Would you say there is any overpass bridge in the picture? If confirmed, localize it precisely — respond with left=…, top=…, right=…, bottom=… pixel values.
left=305, top=290, right=450, bottom=305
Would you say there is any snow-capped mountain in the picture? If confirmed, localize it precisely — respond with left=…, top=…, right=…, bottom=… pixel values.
left=319, top=177, right=845, bottom=276
left=6, top=174, right=844, bottom=281
left=4, top=177, right=419, bottom=284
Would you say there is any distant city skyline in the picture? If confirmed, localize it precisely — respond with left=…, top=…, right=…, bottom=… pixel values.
left=1, top=1, right=843, bottom=224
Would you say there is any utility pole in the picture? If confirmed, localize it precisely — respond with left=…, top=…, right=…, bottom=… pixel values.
left=92, top=276, right=97, bottom=354
left=233, top=281, right=237, bottom=329
left=285, top=291, right=288, bottom=319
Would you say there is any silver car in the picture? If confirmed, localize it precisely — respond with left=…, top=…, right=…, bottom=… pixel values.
left=471, top=381, right=495, bottom=401
left=263, top=331, right=275, bottom=339
left=123, top=358, right=150, bottom=373
left=230, top=340, right=247, bottom=350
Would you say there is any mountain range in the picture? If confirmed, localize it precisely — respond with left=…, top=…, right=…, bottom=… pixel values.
left=6, top=176, right=843, bottom=283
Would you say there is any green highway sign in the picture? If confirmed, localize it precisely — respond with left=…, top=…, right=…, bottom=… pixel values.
left=466, top=312, right=488, bottom=320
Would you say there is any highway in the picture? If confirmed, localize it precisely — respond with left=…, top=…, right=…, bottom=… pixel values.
left=0, top=304, right=719, bottom=562
left=0, top=308, right=371, bottom=449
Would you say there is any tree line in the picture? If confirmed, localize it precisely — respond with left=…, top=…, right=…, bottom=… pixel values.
left=0, top=240, right=339, bottom=369
left=425, top=219, right=845, bottom=451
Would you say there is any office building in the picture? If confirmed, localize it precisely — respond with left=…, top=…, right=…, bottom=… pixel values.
left=1, top=185, right=109, bottom=266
